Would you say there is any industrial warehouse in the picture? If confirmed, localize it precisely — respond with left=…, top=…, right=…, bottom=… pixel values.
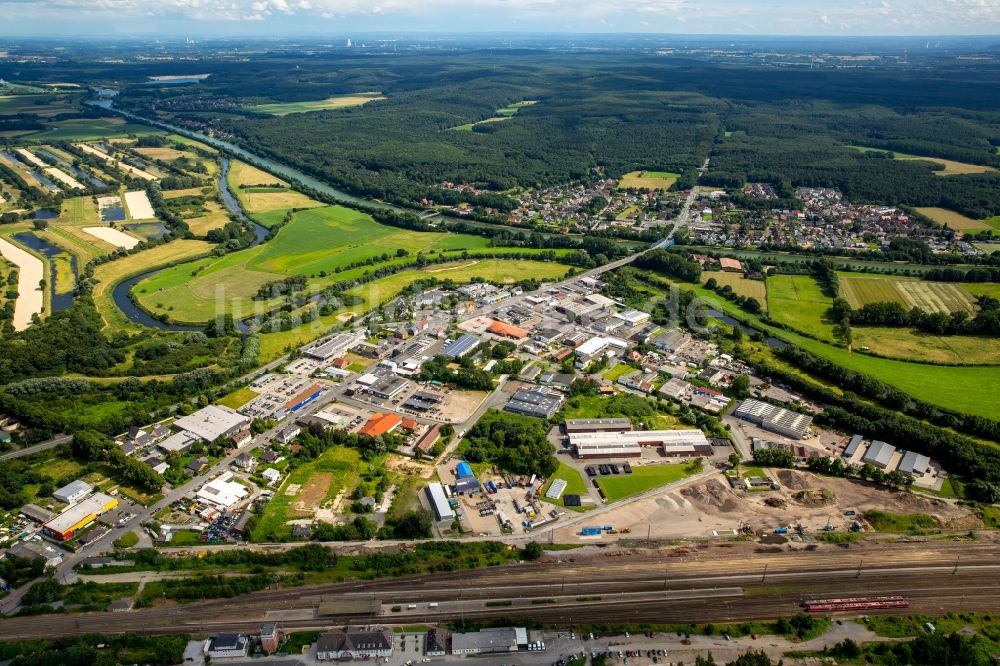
left=42, top=493, right=118, bottom=541
left=571, top=429, right=713, bottom=459
left=733, top=399, right=813, bottom=440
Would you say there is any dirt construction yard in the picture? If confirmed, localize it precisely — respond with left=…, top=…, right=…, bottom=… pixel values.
left=551, top=469, right=980, bottom=543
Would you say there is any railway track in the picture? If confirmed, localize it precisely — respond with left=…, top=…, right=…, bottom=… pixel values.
left=3, top=546, right=1000, bottom=640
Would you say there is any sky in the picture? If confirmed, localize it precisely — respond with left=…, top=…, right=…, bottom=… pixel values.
left=1, top=0, right=1000, bottom=37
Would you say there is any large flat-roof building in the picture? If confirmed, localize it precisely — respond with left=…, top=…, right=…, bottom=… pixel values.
left=368, top=375, right=409, bottom=400
left=571, top=429, right=712, bottom=459
left=426, top=482, right=455, bottom=521
left=53, top=479, right=92, bottom=505
left=43, top=492, right=118, bottom=541
left=205, top=633, right=249, bottom=659
left=504, top=387, right=564, bottom=420
left=197, top=476, right=250, bottom=508
left=733, top=399, right=812, bottom=440
left=564, top=418, right=632, bottom=434
left=844, top=434, right=864, bottom=458
left=173, top=405, right=251, bottom=443
left=451, top=627, right=519, bottom=655
left=303, top=331, right=363, bottom=361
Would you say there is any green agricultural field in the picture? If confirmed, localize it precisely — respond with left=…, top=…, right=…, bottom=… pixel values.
left=703, top=271, right=767, bottom=308
left=539, top=463, right=591, bottom=511
left=597, top=463, right=698, bottom=502
left=23, top=118, right=162, bottom=142
left=636, top=270, right=1000, bottom=419
left=134, top=203, right=569, bottom=323
left=916, top=207, right=998, bottom=234
left=852, top=327, right=1000, bottom=365
left=618, top=170, right=680, bottom=190
left=251, top=93, right=385, bottom=116
left=0, top=93, right=80, bottom=116
left=766, top=274, right=837, bottom=341
left=840, top=275, right=977, bottom=314
left=965, top=283, right=1000, bottom=300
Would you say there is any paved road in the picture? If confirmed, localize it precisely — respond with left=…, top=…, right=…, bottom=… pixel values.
left=0, top=388, right=343, bottom=615
left=0, top=434, right=73, bottom=461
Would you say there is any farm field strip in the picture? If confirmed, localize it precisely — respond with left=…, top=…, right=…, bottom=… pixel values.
left=0, top=236, right=44, bottom=330
left=123, top=190, right=156, bottom=220
left=849, top=146, right=997, bottom=175
left=82, top=226, right=141, bottom=250
left=74, top=143, right=158, bottom=181
left=15, top=148, right=48, bottom=168
left=702, top=271, right=767, bottom=307
left=766, top=274, right=836, bottom=341
left=43, top=166, right=84, bottom=190
left=916, top=207, right=996, bottom=234
left=840, top=276, right=977, bottom=314
left=251, top=92, right=385, bottom=116
left=851, top=327, right=1000, bottom=365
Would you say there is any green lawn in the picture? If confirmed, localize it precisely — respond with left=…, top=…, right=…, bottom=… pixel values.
left=539, top=463, right=591, bottom=511
left=597, top=463, right=698, bottom=502
left=217, top=387, right=259, bottom=409
left=603, top=363, right=635, bottom=382
left=766, top=274, right=837, bottom=342
left=863, top=510, right=939, bottom=534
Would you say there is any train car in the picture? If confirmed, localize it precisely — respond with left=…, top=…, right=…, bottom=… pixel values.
left=801, top=596, right=909, bottom=613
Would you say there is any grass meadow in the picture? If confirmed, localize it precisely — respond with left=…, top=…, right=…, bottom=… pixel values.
left=766, top=274, right=837, bottom=341
left=539, top=463, right=592, bottom=512
left=703, top=271, right=767, bottom=308
left=597, top=463, right=697, bottom=502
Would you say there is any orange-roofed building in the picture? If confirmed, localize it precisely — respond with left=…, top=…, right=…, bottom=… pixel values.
left=488, top=321, right=528, bottom=339
left=719, top=257, right=743, bottom=272
left=359, top=413, right=402, bottom=437
left=400, top=418, right=419, bottom=432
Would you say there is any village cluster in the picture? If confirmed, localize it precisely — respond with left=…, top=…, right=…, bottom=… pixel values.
left=690, top=185, right=981, bottom=255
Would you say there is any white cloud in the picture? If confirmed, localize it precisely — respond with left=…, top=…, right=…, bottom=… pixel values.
left=2, top=0, right=1000, bottom=31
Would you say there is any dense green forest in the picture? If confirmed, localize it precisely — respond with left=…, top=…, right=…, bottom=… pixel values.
left=94, top=48, right=1000, bottom=217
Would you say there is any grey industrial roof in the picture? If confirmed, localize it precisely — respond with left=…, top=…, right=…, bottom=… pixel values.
left=441, top=334, right=480, bottom=359
left=863, top=440, right=896, bottom=466
left=844, top=434, right=864, bottom=457
left=54, top=479, right=91, bottom=500
left=898, top=450, right=931, bottom=476
left=505, top=389, right=563, bottom=419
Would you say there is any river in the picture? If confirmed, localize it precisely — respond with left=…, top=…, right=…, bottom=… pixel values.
left=109, top=158, right=267, bottom=331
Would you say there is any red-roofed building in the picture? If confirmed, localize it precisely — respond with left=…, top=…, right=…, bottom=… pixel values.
left=488, top=321, right=528, bottom=339
left=332, top=358, right=350, bottom=370
left=719, top=257, right=743, bottom=272
left=400, top=418, right=419, bottom=432
left=359, top=413, right=402, bottom=437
